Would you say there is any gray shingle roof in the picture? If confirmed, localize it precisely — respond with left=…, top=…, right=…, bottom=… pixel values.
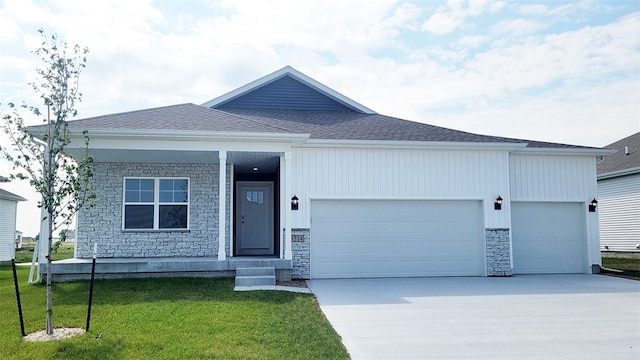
left=597, top=132, right=640, bottom=175
left=56, top=104, right=595, bottom=149
left=64, top=103, right=293, bottom=134
left=220, top=108, right=589, bottom=148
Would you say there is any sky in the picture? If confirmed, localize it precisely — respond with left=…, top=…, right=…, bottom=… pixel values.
left=0, top=0, right=639, bottom=237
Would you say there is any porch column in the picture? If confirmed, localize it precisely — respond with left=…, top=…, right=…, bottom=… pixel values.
left=284, top=152, right=293, bottom=260
left=218, top=151, right=227, bottom=260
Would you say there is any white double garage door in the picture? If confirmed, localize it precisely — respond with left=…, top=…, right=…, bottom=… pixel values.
left=310, top=200, right=586, bottom=279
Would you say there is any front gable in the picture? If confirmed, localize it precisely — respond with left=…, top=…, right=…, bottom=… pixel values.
left=216, top=75, right=353, bottom=111
left=202, top=66, right=376, bottom=114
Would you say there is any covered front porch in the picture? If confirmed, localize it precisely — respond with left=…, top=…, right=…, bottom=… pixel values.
left=40, top=129, right=309, bottom=280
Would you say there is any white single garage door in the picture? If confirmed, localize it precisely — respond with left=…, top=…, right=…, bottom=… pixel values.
left=512, top=202, right=586, bottom=274
left=310, top=200, right=484, bottom=278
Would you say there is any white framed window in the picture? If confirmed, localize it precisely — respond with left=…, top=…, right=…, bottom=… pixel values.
left=123, top=177, right=189, bottom=230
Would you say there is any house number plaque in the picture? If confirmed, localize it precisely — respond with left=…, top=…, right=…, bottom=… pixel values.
left=291, top=234, right=305, bottom=242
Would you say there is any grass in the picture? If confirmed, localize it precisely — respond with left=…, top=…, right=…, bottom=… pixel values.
left=602, top=257, right=640, bottom=280
left=0, top=266, right=349, bottom=359
left=14, top=242, right=75, bottom=263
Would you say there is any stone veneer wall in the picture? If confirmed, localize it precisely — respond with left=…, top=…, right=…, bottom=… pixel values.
left=76, top=162, right=231, bottom=258
left=485, top=228, right=513, bottom=276
left=291, top=228, right=310, bottom=279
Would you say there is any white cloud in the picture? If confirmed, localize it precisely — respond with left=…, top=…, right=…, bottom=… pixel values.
left=421, top=0, right=505, bottom=34
left=457, top=35, right=488, bottom=48
left=516, top=4, right=549, bottom=15
left=490, top=18, right=548, bottom=36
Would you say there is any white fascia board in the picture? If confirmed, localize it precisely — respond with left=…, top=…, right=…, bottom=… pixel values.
left=302, top=138, right=528, bottom=151
left=512, top=147, right=615, bottom=156
left=598, top=167, right=640, bottom=180
left=201, top=66, right=377, bottom=114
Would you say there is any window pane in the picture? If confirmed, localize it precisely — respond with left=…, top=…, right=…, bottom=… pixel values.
left=159, top=190, right=173, bottom=202
left=124, top=205, right=154, bottom=229
left=140, top=190, right=154, bottom=202
left=140, top=179, right=154, bottom=190
left=247, top=191, right=264, bottom=204
left=175, top=190, right=188, bottom=202
left=125, top=178, right=154, bottom=203
left=159, top=179, right=173, bottom=191
left=125, top=190, right=139, bottom=202
left=159, top=205, right=187, bottom=229
left=125, top=179, right=139, bottom=190
left=158, top=178, right=188, bottom=203
left=175, top=179, right=188, bottom=191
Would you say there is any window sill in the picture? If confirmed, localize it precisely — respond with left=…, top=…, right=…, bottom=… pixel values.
left=121, top=229, right=190, bottom=233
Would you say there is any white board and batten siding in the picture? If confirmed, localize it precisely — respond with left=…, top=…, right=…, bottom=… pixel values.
left=509, top=154, right=600, bottom=271
left=509, top=154, right=597, bottom=200
left=291, top=147, right=511, bottom=228
left=0, top=198, right=18, bottom=261
left=598, top=174, right=640, bottom=251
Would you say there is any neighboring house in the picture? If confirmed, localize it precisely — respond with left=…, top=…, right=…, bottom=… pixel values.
left=59, top=229, right=76, bottom=242
left=0, top=188, right=26, bottom=261
left=597, top=132, right=640, bottom=252
left=15, top=230, right=23, bottom=249
left=34, top=66, right=611, bottom=280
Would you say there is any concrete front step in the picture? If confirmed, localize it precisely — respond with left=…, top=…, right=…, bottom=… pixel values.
left=236, top=267, right=276, bottom=277
left=235, top=267, right=276, bottom=287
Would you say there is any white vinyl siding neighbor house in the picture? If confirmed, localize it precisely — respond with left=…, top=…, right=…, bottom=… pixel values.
left=0, top=188, right=26, bottom=262
left=597, top=132, right=640, bottom=253
left=30, top=66, right=611, bottom=280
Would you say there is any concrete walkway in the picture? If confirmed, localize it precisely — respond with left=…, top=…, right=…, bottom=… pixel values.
left=308, top=275, right=640, bottom=360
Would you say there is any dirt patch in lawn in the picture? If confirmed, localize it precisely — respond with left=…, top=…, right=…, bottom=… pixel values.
left=24, top=328, right=85, bottom=342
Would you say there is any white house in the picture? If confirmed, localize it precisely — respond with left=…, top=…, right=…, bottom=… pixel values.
left=0, top=188, right=26, bottom=261
left=34, top=66, right=611, bottom=280
left=597, top=132, right=640, bottom=253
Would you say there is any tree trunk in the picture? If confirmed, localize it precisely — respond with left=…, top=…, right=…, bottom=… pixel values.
left=47, top=208, right=53, bottom=335
left=45, top=105, right=54, bottom=335
left=45, top=212, right=53, bottom=334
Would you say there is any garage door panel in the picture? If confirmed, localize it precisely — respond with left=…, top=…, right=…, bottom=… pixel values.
left=311, top=200, right=484, bottom=278
left=512, top=202, right=586, bottom=274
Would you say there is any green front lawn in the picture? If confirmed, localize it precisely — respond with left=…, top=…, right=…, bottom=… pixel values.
left=0, top=266, right=349, bottom=359
left=602, top=257, right=640, bottom=280
left=14, top=242, right=75, bottom=263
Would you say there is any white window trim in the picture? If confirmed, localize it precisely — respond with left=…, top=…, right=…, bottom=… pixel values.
left=122, top=177, right=190, bottom=231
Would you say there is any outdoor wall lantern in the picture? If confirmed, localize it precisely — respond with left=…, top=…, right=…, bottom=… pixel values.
left=588, top=198, right=598, bottom=212
left=291, top=195, right=299, bottom=210
left=494, top=196, right=503, bottom=210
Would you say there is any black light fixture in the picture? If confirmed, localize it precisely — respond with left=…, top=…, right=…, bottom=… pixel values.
left=588, top=198, right=598, bottom=212
left=494, top=196, right=503, bottom=210
left=291, top=195, right=299, bottom=210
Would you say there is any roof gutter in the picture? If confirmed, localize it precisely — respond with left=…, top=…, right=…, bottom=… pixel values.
left=33, top=128, right=311, bottom=143
left=511, top=147, right=616, bottom=156
left=598, top=166, right=640, bottom=180
left=303, top=139, right=529, bottom=151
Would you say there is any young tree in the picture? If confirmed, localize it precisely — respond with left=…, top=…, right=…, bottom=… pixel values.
left=0, top=29, right=95, bottom=335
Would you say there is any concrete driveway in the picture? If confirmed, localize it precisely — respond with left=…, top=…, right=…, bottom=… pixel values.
left=307, top=275, right=640, bottom=360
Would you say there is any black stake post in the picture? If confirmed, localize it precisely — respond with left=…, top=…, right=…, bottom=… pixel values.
left=86, top=243, right=97, bottom=332
left=11, top=258, right=26, bottom=337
